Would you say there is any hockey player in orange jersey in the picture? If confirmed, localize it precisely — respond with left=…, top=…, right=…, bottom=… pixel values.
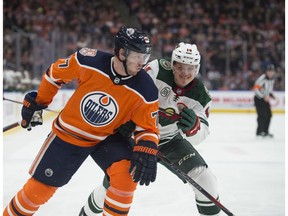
left=3, top=26, right=159, bottom=216
left=79, top=43, right=222, bottom=216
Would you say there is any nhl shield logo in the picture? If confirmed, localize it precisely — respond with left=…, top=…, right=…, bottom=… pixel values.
left=80, top=91, right=118, bottom=127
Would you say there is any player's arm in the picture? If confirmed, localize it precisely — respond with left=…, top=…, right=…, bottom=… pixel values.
left=36, top=52, right=81, bottom=105
left=129, top=100, right=160, bottom=186
left=253, top=75, right=266, bottom=98
left=116, top=108, right=159, bottom=186
left=21, top=52, right=81, bottom=130
left=116, top=100, right=159, bottom=186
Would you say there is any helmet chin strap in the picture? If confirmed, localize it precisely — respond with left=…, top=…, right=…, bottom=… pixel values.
left=122, top=59, right=129, bottom=76
left=116, top=49, right=129, bottom=76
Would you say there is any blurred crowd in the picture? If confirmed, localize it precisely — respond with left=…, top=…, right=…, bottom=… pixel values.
left=3, top=0, right=285, bottom=91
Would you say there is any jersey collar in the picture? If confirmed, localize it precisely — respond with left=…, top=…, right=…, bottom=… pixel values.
left=110, top=57, right=133, bottom=85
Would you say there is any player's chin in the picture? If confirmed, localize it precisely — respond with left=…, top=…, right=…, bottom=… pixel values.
left=179, top=79, right=192, bottom=86
left=130, top=69, right=141, bottom=76
left=136, top=66, right=142, bottom=71
left=182, top=76, right=194, bottom=83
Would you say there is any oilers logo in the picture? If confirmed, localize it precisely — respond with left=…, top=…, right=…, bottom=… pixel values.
left=80, top=91, right=118, bottom=127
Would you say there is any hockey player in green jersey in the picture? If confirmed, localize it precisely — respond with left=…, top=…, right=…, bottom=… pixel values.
left=79, top=42, right=221, bottom=216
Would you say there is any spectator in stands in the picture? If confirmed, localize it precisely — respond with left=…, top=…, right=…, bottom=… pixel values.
left=3, top=0, right=285, bottom=91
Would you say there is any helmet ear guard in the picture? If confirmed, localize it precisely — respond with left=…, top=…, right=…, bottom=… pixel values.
left=171, top=42, right=201, bottom=74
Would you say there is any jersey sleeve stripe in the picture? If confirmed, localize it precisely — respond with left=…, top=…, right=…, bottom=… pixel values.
left=134, top=132, right=159, bottom=143
left=44, top=74, right=61, bottom=88
left=199, top=117, right=209, bottom=127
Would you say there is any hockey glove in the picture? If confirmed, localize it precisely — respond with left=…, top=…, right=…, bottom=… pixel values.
left=21, top=92, right=47, bottom=131
left=129, top=140, right=158, bottom=186
left=177, top=107, right=200, bottom=137
left=118, top=120, right=136, bottom=137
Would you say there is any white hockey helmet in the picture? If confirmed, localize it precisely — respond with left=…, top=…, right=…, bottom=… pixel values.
left=171, top=42, right=201, bottom=74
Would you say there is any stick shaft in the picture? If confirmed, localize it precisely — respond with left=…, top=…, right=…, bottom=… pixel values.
left=3, top=122, right=20, bottom=132
left=157, top=151, right=235, bottom=216
left=3, top=97, right=58, bottom=113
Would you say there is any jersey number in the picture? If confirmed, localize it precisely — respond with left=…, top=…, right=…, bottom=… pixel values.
left=58, top=58, right=70, bottom=68
left=151, top=111, right=159, bottom=128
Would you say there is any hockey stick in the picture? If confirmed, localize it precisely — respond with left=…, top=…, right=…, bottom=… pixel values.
left=3, top=97, right=59, bottom=113
left=157, top=151, right=235, bottom=216
left=3, top=97, right=59, bottom=132
left=3, top=122, right=20, bottom=132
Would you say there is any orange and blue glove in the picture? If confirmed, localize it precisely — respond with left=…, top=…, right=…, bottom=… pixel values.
left=21, top=92, right=47, bottom=131
left=129, top=140, right=158, bottom=186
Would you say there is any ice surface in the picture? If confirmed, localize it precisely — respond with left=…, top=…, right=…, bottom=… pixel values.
left=3, top=113, right=285, bottom=216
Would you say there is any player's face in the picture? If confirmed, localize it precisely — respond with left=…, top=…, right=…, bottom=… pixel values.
left=172, top=62, right=198, bottom=87
left=266, top=70, right=275, bottom=79
left=126, top=51, right=150, bottom=76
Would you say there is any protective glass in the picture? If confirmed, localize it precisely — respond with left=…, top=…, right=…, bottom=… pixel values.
left=173, top=64, right=198, bottom=74
left=126, top=50, right=151, bottom=65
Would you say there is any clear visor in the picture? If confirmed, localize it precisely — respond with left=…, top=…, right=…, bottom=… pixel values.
left=126, top=50, right=151, bottom=65
left=173, top=64, right=198, bottom=74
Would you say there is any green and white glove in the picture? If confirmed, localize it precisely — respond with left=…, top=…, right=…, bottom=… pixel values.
left=177, top=107, right=200, bottom=136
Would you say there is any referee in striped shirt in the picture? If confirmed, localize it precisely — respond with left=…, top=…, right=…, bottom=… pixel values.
left=253, top=64, right=278, bottom=137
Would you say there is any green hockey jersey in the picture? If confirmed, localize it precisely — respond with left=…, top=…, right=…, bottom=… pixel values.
left=144, top=59, right=212, bottom=146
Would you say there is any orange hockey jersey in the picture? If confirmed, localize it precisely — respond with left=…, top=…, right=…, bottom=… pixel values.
left=35, top=48, right=159, bottom=147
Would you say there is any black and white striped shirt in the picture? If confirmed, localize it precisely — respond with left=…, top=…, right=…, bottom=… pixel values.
left=254, top=74, right=275, bottom=99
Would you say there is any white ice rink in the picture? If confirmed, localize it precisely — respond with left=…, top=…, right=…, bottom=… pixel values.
left=2, top=112, right=285, bottom=216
